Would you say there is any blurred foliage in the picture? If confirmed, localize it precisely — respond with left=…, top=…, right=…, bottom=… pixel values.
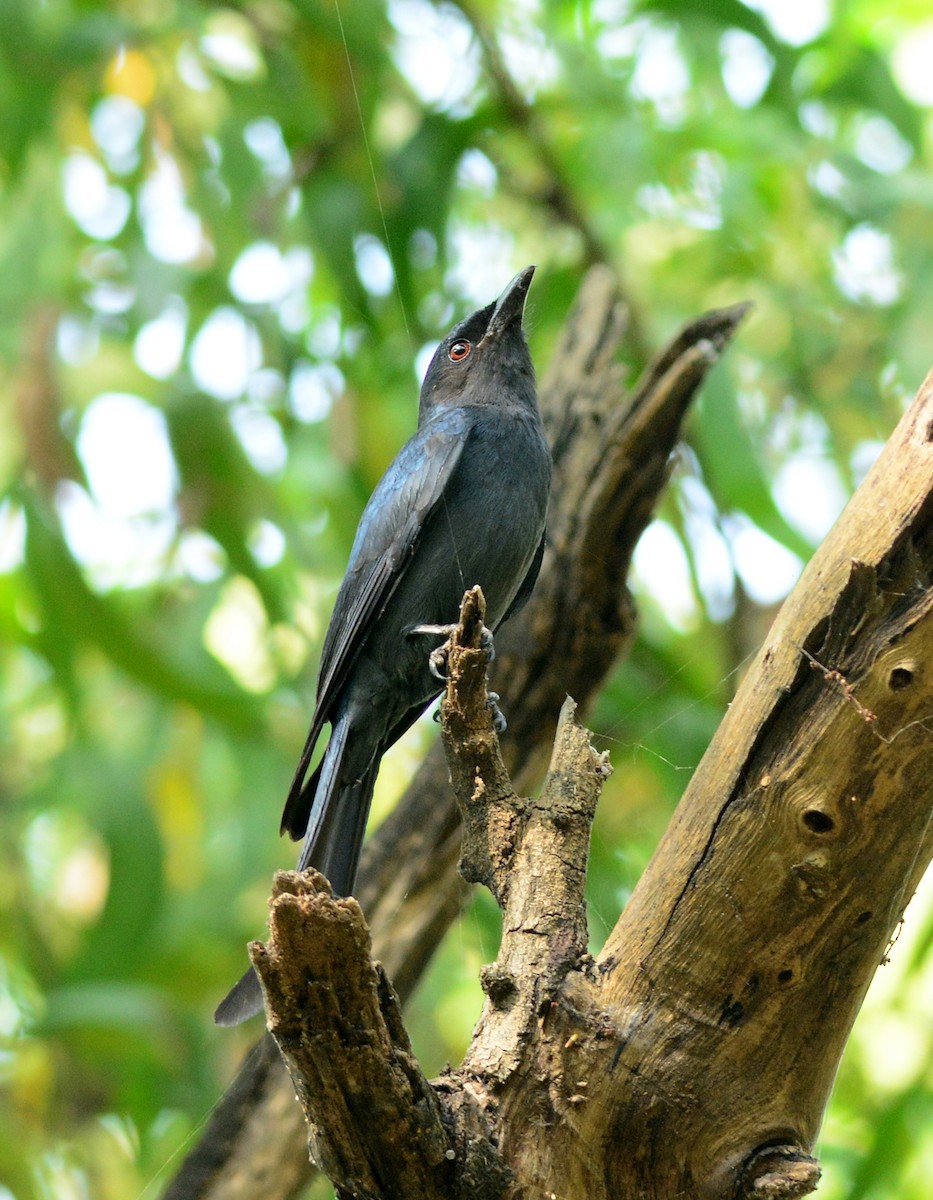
left=1, top=0, right=932, bottom=1196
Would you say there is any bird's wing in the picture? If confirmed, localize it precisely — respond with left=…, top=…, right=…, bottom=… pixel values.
left=280, top=407, right=470, bottom=837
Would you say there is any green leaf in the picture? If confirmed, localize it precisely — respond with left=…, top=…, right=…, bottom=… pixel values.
left=691, top=370, right=815, bottom=561
left=21, top=488, right=264, bottom=730
left=166, top=392, right=290, bottom=623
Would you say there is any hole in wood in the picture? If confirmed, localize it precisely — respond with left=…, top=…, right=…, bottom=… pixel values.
left=719, top=996, right=745, bottom=1027
left=888, top=666, right=914, bottom=690
left=777, top=969, right=793, bottom=983
left=803, top=809, right=834, bottom=834
left=855, top=910, right=873, bottom=925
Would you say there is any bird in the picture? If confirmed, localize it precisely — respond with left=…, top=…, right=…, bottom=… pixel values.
left=214, top=265, right=551, bottom=1025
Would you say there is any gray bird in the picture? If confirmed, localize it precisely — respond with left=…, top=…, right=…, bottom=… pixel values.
left=215, top=266, right=550, bottom=1025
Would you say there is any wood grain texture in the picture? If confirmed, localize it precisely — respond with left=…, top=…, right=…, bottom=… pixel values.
left=249, top=869, right=463, bottom=1200
left=482, top=370, right=933, bottom=1199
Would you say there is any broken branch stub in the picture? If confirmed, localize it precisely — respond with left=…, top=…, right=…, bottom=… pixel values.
left=438, top=586, right=526, bottom=904
left=250, top=869, right=456, bottom=1200
left=440, top=585, right=612, bottom=1088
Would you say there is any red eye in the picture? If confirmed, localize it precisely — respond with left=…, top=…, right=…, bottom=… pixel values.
left=448, top=340, right=471, bottom=362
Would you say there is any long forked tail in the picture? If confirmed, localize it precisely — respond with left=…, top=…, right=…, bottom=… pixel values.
left=213, top=716, right=377, bottom=1026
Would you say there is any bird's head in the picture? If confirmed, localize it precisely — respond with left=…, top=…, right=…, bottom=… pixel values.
left=419, top=266, right=537, bottom=419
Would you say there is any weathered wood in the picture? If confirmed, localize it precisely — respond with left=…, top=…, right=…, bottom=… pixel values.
left=477, top=371, right=933, bottom=1198
left=438, top=587, right=610, bottom=1090
left=249, top=869, right=499, bottom=1200
left=248, top=587, right=612, bottom=1198
left=246, top=585, right=611, bottom=1199
left=437, top=586, right=530, bottom=905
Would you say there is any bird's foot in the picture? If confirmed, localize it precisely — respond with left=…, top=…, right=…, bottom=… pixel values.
left=486, top=691, right=507, bottom=733
left=428, top=643, right=448, bottom=681
left=433, top=691, right=507, bottom=733
left=409, top=622, right=495, bottom=681
left=408, top=621, right=455, bottom=680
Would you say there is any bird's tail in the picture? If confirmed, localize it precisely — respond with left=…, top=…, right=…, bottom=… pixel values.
left=213, top=958, right=265, bottom=1026
left=293, top=717, right=376, bottom=893
left=213, top=715, right=376, bottom=1026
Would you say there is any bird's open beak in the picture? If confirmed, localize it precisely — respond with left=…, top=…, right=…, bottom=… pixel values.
left=484, top=265, right=535, bottom=340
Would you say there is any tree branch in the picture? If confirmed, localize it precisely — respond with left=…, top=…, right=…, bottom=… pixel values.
left=249, top=869, right=507, bottom=1200
left=437, top=586, right=525, bottom=905
left=582, top=367, right=933, bottom=1196
left=438, top=587, right=611, bottom=1090
left=437, top=369, right=933, bottom=1199
left=252, top=586, right=611, bottom=1198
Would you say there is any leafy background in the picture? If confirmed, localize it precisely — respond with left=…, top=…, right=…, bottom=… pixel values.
left=2, top=0, right=933, bottom=1196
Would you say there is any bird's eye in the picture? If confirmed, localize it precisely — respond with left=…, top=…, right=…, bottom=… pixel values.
left=448, top=340, right=471, bottom=362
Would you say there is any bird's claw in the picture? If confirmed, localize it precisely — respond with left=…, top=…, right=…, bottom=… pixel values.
left=486, top=691, right=507, bottom=733
left=409, top=623, right=456, bottom=639
left=407, top=623, right=455, bottom=680
left=433, top=693, right=506, bottom=732
left=428, top=644, right=449, bottom=681
left=409, top=621, right=496, bottom=682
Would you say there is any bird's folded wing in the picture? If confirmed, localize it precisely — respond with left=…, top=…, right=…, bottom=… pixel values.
left=280, top=408, right=470, bottom=837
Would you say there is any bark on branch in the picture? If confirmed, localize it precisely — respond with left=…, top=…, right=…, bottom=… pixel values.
left=249, top=868, right=508, bottom=1200
left=251, top=587, right=613, bottom=1198
left=438, top=588, right=611, bottom=1098
left=582, top=368, right=933, bottom=1197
